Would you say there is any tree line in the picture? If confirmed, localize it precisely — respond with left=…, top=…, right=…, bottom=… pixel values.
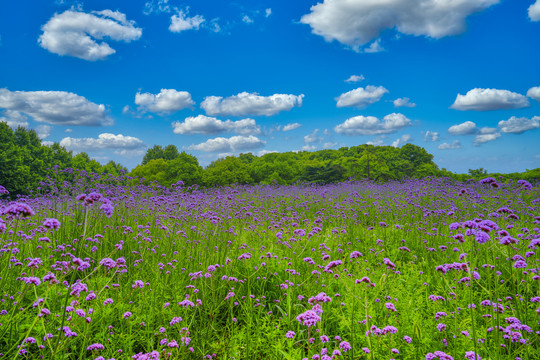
left=0, top=122, right=126, bottom=196
left=1, top=121, right=538, bottom=196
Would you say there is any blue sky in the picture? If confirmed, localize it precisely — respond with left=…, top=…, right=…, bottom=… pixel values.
left=0, top=0, right=539, bottom=173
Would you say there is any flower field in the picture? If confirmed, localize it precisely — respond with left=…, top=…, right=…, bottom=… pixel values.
left=0, top=177, right=539, bottom=360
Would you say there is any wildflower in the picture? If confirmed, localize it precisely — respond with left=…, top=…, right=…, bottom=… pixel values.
left=465, top=352, right=481, bottom=360
left=1, top=202, right=35, bottom=218
left=87, top=343, right=105, bottom=351
left=385, top=302, right=397, bottom=311
left=404, top=335, right=412, bottom=343
left=339, top=341, right=351, bottom=352
left=320, top=335, right=329, bottom=343
left=123, top=312, right=132, bottom=319
left=43, top=218, right=61, bottom=229
left=286, top=331, right=295, bottom=339
left=296, top=310, right=321, bottom=327
left=100, top=203, right=114, bottom=218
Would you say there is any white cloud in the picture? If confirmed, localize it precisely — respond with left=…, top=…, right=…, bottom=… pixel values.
left=527, top=86, right=540, bottom=102
left=169, top=9, right=205, bottom=32
left=438, top=140, right=461, bottom=150
left=201, top=92, right=304, bottom=117
left=334, top=113, right=412, bottom=135
left=448, top=120, right=502, bottom=145
left=366, top=136, right=385, bottom=146
left=498, top=116, right=540, bottom=134
left=60, top=133, right=145, bottom=152
left=336, top=85, right=388, bottom=108
left=345, top=75, right=365, bottom=83
left=135, top=89, right=194, bottom=113
left=0, top=89, right=112, bottom=126
left=304, top=129, right=322, bottom=144
left=258, top=149, right=277, bottom=156
left=300, top=0, right=498, bottom=51
left=0, top=110, right=29, bottom=128
left=473, top=132, right=501, bottom=146
left=36, top=125, right=52, bottom=139
left=279, top=123, right=302, bottom=131
left=323, top=142, right=338, bottom=149
left=364, top=39, right=384, bottom=53
left=450, top=88, right=530, bottom=111
left=529, top=0, right=540, bottom=21
left=393, top=97, right=416, bottom=108
left=144, top=0, right=171, bottom=15
left=301, top=145, right=317, bottom=151
left=448, top=121, right=477, bottom=135
left=265, top=8, right=272, bottom=18
left=242, top=15, right=254, bottom=24
left=38, top=10, right=142, bottom=61
left=115, top=149, right=145, bottom=157
left=424, top=130, right=439, bottom=142
left=391, top=134, right=412, bottom=147
left=172, top=115, right=260, bottom=135
left=189, top=135, right=265, bottom=152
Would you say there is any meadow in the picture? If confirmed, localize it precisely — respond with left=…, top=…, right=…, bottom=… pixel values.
left=0, top=175, right=539, bottom=360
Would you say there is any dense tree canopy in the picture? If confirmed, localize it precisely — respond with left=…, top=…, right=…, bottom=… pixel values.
left=0, top=122, right=127, bottom=196
left=1, top=120, right=538, bottom=196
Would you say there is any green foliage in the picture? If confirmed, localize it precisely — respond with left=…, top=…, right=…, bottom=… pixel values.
left=0, top=121, right=127, bottom=196
left=2, top=119, right=539, bottom=196
left=204, top=156, right=253, bottom=186
left=130, top=152, right=203, bottom=187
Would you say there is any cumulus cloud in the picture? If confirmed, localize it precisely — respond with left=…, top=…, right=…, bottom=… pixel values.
left=0, top=110, right=29, bottom=128
left=448, top=121, right=477, bottom=135
left=60, top=133, right=145, bottom=152
left=392, top=134, right=412, bottom=147
left=364, top=39, right=384, bottom=53
left=438, top=140, right=461, bottom=150
left=366, top=136, right=385, bottom=146
left=336, top=86, right=388, bottom=108
left=38, top=9, right=142, bottom=61
left=300, top=0, right=498, bottom=51
left=345, top=75, right=365, bottom=83
left=278, top=123, right=302, bottom=131
left=450, top=88, right=530, bottom=111
left=188, top=135, right=265, bottom=152
left=258, top=149, right=278, bottom=156
left=498, top=116, right=540, bottom=134
left=529, top=0, right=540, bottom=21
left=169, top=9, right=205, bottom=32
left=393, top=97, right=416, bottom=108
left=201, top=92, right=304, bottom=117
left=304, top=129, right=323, bottom=144
left=36, top=125, right=52, bottom=139
left=172, top=115, right=260, bottom=135
left=473, top=132, right=501, bottom=146
left=527, top=86, right=540, bottom=102
left=0, top=89, right=112, bottom=126
left=265, top=9, right=272, bottom=17
left=424, top=130, right=439, bottom=142
left=448, top=120, right=502, bottom=145
left=334, top=113, right=412, bottom=135
left=135, top=89, right=194, bottom=113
